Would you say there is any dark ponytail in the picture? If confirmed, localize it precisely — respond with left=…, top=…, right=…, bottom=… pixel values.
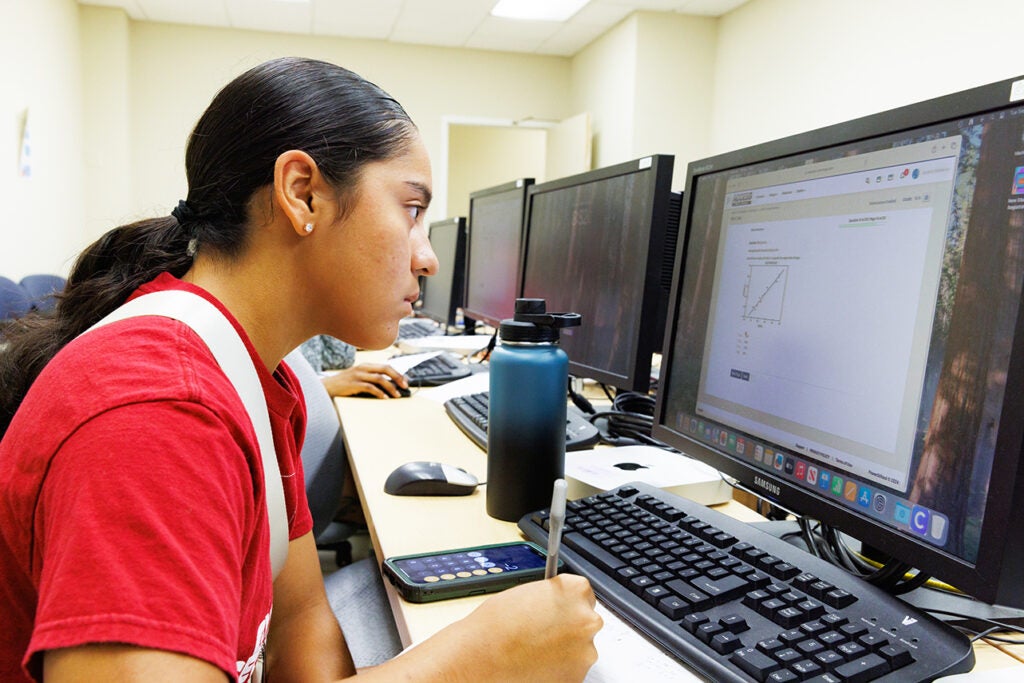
left=0, top=57, right=416, bottom=435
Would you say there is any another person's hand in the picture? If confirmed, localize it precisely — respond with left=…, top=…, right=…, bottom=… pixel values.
left=320, top=363, right=409, bottom=399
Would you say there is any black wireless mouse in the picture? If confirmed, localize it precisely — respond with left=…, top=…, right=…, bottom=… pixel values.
left=352, top=378, right=411, bottom=399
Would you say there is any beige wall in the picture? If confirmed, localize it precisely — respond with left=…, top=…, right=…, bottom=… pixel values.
left=632, top=12, right=717, bottom=188
left=569, top=12, right=717, bottom=191
left=711, top=0, right=1024, bottom=154
left=81, top=6, right=132, bottom=241
left=0, top=0, right=84, bottom=279
left=446, top=125, right=547, bottom=218
left=570, top=16, right=637, bottom=171
left=121, top=21, right=572, bottom=226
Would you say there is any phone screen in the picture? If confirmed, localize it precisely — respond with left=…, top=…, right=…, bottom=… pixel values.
left=392, top=543, right=546, bottom=585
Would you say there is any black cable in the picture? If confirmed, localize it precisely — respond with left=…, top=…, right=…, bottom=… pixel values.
left=588, top=409, right=671, bottom=448
left=970, top=631, right=1024, bottom=645
left=824, top=525, right=872, bottom=575
left=578, top=387, right=675, bottom=449
left=612, top=391, right=656, bottom=416
left=798, top=518, right=822, bottom=559
left=476, top=329, right=499, bottom=363
left=567, top=377, right=596, bottom=415
left=927, top=609, right=1024, bottom=635
left=889, top=570, right=931, bottom=596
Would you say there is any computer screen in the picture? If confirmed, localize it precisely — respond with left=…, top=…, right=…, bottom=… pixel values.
left=463, top=178, right=534, bottom=328
left=653, top=75, right=1024, bottom=608
left=520, top=156, right=680, bottom=392
left=418, top=217, right=467, bottom=329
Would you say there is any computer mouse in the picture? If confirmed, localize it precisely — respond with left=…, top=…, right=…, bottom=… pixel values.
left=352, top=378, right=411, bottom=399
left=384, top=461, right=479, bottom=496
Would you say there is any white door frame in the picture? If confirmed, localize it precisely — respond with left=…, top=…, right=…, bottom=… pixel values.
left=436, top=114, right=554, bottom=219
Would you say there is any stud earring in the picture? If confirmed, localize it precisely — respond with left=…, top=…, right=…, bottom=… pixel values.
left=304, top=223, right=314, bottom=233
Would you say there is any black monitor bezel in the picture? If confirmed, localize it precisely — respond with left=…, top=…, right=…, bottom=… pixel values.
left=652, top=75, right=1024, bottom=606
left=519, top=156, right=677, bottom=392
left=462, top=178, right=534, bottom=329
left=418, top=216, right=467, bottom=328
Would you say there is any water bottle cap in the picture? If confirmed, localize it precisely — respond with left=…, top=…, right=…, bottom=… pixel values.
left=498, top=319, right=559, bottom=343
left=499, top=298, right=581, bottom=343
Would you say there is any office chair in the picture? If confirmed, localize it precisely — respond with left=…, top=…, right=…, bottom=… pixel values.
left=284, top=348, right=360, bottom=567
left=19, top=274, right=66, bottom=313
left=1, top=276, right=31, bottom=321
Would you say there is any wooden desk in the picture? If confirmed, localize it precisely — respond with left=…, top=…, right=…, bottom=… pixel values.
left=337, top=387, right=776, bottom=645
left=334, top=367, right=1024, bottom=673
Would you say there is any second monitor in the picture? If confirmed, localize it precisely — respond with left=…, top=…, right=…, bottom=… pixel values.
left=519, top=155, right=682, bottom=392
left=418, top=216, right=467, bottom=331
left=462, top=178, right=534, bottom=330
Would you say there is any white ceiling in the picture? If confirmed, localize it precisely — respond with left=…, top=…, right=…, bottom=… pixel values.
left=78, top=0, right=750, bottom=57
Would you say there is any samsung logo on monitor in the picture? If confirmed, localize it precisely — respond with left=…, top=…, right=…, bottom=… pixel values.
left=754, top=476, right=781, bottom=497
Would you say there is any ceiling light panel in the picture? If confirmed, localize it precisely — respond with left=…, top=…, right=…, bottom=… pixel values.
left=491, top=0, right=591, bottom=22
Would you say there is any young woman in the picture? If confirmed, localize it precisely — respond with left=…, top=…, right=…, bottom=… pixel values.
left=0, top=57, right=601, bottom=682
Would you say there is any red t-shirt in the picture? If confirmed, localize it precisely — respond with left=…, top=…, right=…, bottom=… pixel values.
left=0, top=273, right=313, bottom=682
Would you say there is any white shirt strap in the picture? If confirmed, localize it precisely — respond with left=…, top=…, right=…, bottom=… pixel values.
left=86, top=290, right=289, bottom=579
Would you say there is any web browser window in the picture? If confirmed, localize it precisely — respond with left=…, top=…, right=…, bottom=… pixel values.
left=696, top=139, right=961, bottom=491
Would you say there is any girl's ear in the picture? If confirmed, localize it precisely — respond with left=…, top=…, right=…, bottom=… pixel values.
left=274, top=150, right=320, bottom=237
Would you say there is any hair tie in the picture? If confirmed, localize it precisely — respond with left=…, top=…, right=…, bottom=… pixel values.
left=171, top=199, right=195, bottom=225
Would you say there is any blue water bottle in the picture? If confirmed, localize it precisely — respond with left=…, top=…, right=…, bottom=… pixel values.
left=487, top=298, right=581, bottom=522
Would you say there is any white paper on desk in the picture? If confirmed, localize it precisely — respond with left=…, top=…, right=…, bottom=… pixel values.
left=586, top=603, right=703, bottom=682
left=941, top=669, right=1021, bottom=681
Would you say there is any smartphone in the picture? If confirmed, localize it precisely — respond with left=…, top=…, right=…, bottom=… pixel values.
left=382, top=541, right=555, bottom=603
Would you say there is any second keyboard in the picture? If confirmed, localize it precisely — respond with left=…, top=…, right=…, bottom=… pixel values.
left=444, top=390, right=601, bottom=452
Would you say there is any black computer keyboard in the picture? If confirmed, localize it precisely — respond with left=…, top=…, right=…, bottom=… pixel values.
left=519, top=482, right=975, bottom=682
left=405, top=352, right=472, bottom=386
left=444, top=391, right=601, bottom=452
left=397, top=319, right=442, bottom=340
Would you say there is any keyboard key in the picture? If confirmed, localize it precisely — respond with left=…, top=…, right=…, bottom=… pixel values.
left=833, top=653, right=890, bottom=682
left=711, top=631, right=744, bottom=655
left=562, top=532, right=625, bottom=573
left=696, top=621, right=725, bottom=643
left=666, top=580, right=714, bottom=612
left=731, top=647, right=782, bottom=680
left=756, top=638, right=785, bottom=655
left=719, top=614, right=750, bottom=634
left=824, top=588, right=857, bottom=608
left=877, top=644, right=914, bottom=669
left=657, top=595, right=692, bottom=620
left=773, top=647, right=802, bottom=665
left=814, top=650, right=845, bottom=670
left=837, top=641, right=867, bottom=661
left=791, top=659, right=824, bottom=679
left=681, top=612, right=709, bottom=634
left=774, top=606, right=805, bottom=629
left=690, top=573, right=750, bottom=602
left=857, top=633, right=889, bottom=651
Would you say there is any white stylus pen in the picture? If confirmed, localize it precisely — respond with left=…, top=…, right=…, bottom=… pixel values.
left=545, top=478, right=568, bottom=579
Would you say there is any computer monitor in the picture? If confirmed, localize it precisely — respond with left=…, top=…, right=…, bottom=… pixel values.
left=463, top=178, right=534, bottom=328
left=418, top=217, right=467, bottom=329
left=653, top=74, right=1024, bottom=610
left=519, top=156, right=681, bottom=392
